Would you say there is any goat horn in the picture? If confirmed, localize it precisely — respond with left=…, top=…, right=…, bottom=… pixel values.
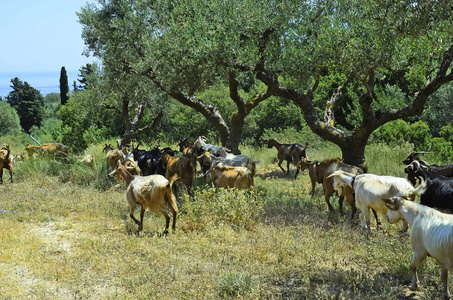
left=411, top=160, right=421, bottom=172
left=410, top=151, right=430, bottom=156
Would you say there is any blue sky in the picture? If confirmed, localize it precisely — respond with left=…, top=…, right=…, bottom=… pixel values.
left=0, top=0, right=97, bottom=97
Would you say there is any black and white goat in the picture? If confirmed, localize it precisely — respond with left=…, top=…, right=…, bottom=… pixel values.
left=402, top=152, right=453, bottom=185
left=405, top=161, right=453, bottom=212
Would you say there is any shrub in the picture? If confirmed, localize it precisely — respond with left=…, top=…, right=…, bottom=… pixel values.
left=370, top=119, right=432, bottom=150
left=0, top=101, right=22, bottom=136
left=217, top=270, right=254, bottom=298
left=181, top=187, right=262, bottom=232
left=429, top=137, right=453, bottom=161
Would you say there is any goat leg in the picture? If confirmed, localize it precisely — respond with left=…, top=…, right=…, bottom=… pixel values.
left=441, top=266, right=449, bottom=300
left=162, top=210, right=171, bottom=236
left=277, top=160, right=286, bottom=174
left=372, top=209, right=381, bottom=227
left=339, top=195, right=344, bottom=215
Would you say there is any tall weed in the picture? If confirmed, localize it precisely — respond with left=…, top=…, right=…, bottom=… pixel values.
left=181, top=187, right=262, bottom=232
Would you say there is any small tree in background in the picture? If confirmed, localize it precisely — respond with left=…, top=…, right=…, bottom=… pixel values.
left=6, top=77, right=45, bottom=133
left=59, top=66, right=70, bottom=105
left=77, top=64, right=94, bottom=90
left=0, top=101, right=22, bottom=136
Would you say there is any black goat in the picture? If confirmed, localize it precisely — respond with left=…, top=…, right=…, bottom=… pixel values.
left=405, top=161, right=453, bottom=212
left=132, top=144, right=176, bottom=176
left=402, top=152, right=453, bottom=185
left=267, top=139, right=308, bottom=178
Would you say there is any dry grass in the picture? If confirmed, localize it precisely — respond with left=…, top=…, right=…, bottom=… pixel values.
left=0, top=141, right=449, bottom=299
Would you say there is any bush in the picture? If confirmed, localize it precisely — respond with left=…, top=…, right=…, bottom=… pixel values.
left=370, top=120, right=432, bottom=150
left=429, top=137, right=453, bottom=161
left=181, top=187, right=262, bottom=232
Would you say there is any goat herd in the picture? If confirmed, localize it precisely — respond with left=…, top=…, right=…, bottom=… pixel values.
left=2, top=138, right=453, bottom=298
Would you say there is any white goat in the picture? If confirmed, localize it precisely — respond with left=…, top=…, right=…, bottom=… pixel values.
left=328, top=170, right=422, bottom=230
left=383, top=195, right=453, bottom=300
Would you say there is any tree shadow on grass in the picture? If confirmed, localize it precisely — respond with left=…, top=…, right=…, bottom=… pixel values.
left=262, top=267, right=413, bottom=299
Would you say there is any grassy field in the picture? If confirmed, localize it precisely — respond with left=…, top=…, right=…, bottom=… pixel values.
left=0, top=140, right=449, bottom=299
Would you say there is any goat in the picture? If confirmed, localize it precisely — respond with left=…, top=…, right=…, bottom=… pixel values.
left=109, top=162, right=178, bottom=235
left=0, top=144, right=13, bottom=184
left=162, top=152, right=195, bottom=196
left=328, top=170, right=424, bottom=230
left=194, top=136, right=230, bottom=156
left=401, top=151, right=431, bottom=167
left=300, top=159, right=319, bottom=196
left=209, top=162, right=255, bottom=191
left=403, top=155, right=453, bottom=186
left=177, top=138, right=198, bottom=174
left=313, top=158, right=364, bottom=218
left=267, top=139, right=308, bottom=178
left=131, top=144, right=170, bottom=176
left=75, top=154, right=95, bottom=168
left=383, top=195, right=453, bottom=299
left=104, top=148, right=125, bottom=174
left=197, top=151, right=256, bottom=179
left=405, top=161, right=453, bottom=212
left=25, top=143, right=71, bottom=158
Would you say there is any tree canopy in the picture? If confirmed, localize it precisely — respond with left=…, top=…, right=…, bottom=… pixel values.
left=78, top=0, right=453, bottom=164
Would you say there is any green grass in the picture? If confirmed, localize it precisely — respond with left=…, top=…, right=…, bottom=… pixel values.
left=0, top=140, right=448, bottom=299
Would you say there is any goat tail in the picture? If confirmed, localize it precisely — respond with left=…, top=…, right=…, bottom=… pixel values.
left=410, top=178, right=428, bottom=199
left=167, top=174, right=179, bottom=189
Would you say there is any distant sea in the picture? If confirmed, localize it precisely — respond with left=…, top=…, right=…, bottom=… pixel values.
left=0, top=70, right=80, bottom=98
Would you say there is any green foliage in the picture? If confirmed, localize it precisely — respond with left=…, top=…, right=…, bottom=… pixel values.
left=6, top=77, right=45, bottom=133
left=439, top=124, right=453, bottom=144
left=429, top=137, right=453, bottom=161
left=181, top=187, right=262, bottom=232
left=58, top=78, right=124, bottom=152
left=0, top=101, right=22, bottom=136
left=251, top=97, right=304, bottom=140
left=370, top=120, right=432, bottom=151
left=423, top=82, right=453, bottom=136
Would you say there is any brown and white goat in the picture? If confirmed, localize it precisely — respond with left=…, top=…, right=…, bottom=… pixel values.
left=313, top=158, right=365, bottom=218
left=267, top=139, right=308, bottom=178
left=384, top=194, right=453, bottom=300
left=162, top=153, right=195, bottom=196
left=0, top=144, right=13, bottom=184
left=109, top=162, right=178, bottom=235
left=209, top=162, right=255, bottom=191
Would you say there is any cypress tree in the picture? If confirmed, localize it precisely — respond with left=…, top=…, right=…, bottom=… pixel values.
left=59, top=66, right=69, bottom=105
